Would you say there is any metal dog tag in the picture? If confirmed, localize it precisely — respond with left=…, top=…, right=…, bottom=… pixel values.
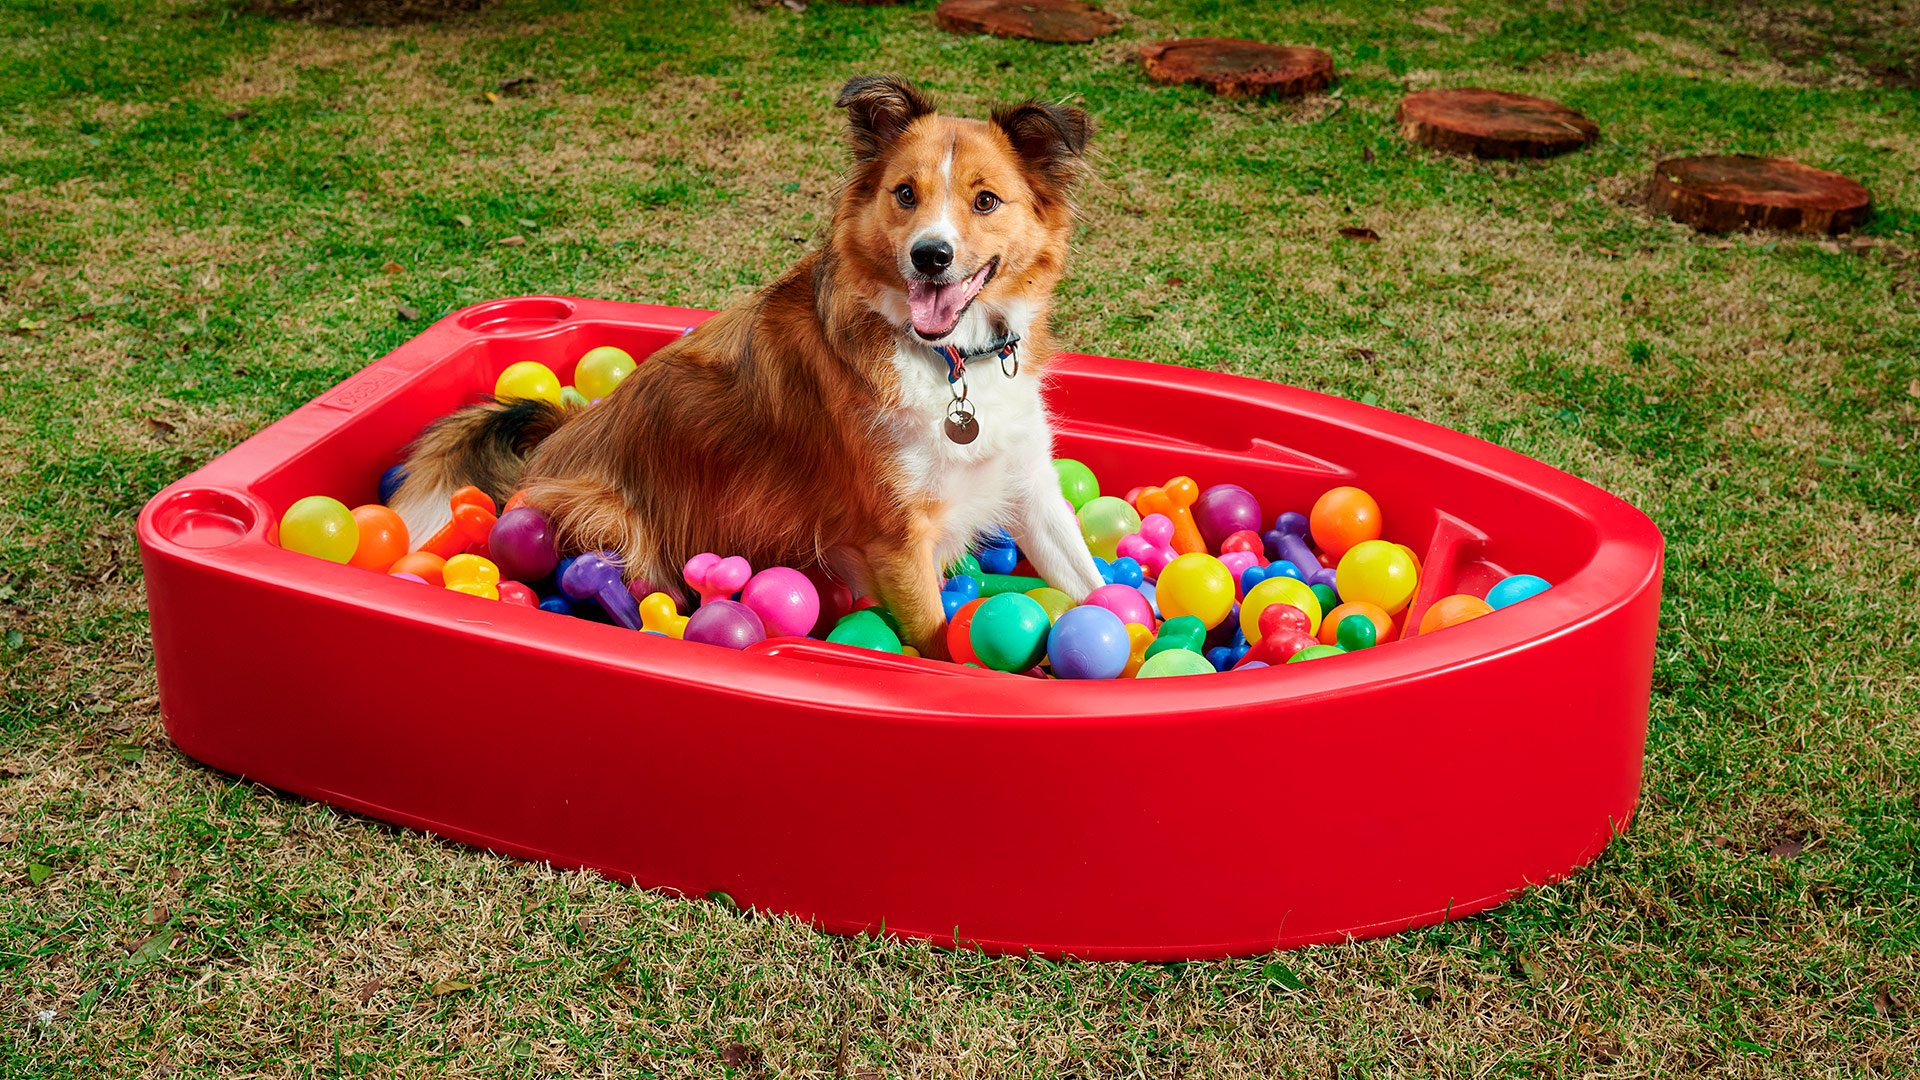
left=944, top=409, right=979, bottom=445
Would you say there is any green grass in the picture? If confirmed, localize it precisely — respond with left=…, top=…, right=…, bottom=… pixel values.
left=2, top=0, right=1917, bottom=1075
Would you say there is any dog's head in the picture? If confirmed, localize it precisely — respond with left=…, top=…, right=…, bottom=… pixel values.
left=831, top=75, right=1091, bottom=344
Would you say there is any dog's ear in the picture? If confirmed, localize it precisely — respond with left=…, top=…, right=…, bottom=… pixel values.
left=991, top=100, right=1092, bottom=190
left=836, top=75, right=936, bottom=162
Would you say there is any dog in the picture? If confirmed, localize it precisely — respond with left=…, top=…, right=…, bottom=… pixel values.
left=390, top=75, right=1105, bottom=654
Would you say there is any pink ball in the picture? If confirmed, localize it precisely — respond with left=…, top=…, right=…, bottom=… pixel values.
left=1085, top=583, right=1155, bottom=629
left=1194, top=484, right=1263, bottom=551
left=740, top=566, right=820, bottom=639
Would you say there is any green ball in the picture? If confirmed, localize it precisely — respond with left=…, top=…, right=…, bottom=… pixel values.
left=278, top=495, right=358, bottom=563
left=1310, top=583, right=1341, bottom=616
left=947, top=552, right=983, bottom=579
left=1287, top=644, right=1346, bottom=664
left=1077, top=495, right=1142, bottom=561
left=1335, top=614, right=1378, bottom=651
left=969, top=593, right=1051, bottom=672
left=1053, top=458, right=1100, bottom=511
left=827, top=609, right=902, bottom=654
left=1137, top=649, right=1216, bottom=678
left=1144, top=615, right=1207, bottom=659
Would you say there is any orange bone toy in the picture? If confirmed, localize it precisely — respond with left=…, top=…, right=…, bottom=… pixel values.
left=1135, top=476, right=1205, bottom=555
left=419, top=485, right=498, bottom=559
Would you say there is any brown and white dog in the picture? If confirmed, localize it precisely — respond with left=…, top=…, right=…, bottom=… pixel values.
left=391, top=75, right=1104, bottom=654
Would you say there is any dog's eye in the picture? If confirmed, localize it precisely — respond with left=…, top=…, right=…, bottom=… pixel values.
left=894, top=183, right=916, bottom=208
left=973, top=191, right=1001, bottom=214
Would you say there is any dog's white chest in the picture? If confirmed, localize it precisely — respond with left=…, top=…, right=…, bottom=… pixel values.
left=884, top=340, right=1054, bottom=565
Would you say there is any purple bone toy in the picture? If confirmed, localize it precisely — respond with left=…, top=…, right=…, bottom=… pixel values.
left=1262, top=512, right=1338, bottom=589
left=561, top=551, right=643, bottom=630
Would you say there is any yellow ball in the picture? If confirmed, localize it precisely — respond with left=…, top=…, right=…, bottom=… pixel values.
left=278, top=496, right=358, bottom=564
left=1155, top=553, right=1235, bottom=629
left=1335, top=540, right=1420, bottom=616
left=1025, top=587, right=1075, bottom=624
left=494, top=361, right=562, bottom=405
left=1241, top=576, right=1323, bottom=642
left=574, top=346, right=636, bottom=400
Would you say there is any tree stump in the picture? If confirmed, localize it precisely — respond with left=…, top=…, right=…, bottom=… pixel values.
left=1648, top=155, right=1871, bottom=235
left=1139, top=39, right=1335, bottom=98
left=1396, top=88, right=1598, bottom=159
left=933, top=0, right=1121, bottom=44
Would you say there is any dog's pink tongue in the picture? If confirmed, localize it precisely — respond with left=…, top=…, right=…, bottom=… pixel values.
left=907, top=281, right=966, bottom=338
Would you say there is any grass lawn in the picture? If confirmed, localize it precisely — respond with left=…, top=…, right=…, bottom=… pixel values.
left=3, top=0, right=1918, bottom=1075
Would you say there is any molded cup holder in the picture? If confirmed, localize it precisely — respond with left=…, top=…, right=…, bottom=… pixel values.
left=456, top=297, right=576, bottom=334
left=149, top=488, right=261, bottom=549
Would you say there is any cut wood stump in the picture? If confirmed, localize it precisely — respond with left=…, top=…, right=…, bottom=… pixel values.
left=1396, top=88, right=1597, bottom=159
left=933, top=0, right=1120, bottom=43
left=1139, top=39, right=1335, bottom=98
left=1649, top=155, right=1871, bottom=234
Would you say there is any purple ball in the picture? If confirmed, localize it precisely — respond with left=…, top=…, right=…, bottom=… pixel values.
left=683, top=600, right=766, bottom=650
left=489, top=507, right=558, bottom=583
left=1046, top=605, right=1129, bottom=680
left=1193, top=484, right=1263, bottom=551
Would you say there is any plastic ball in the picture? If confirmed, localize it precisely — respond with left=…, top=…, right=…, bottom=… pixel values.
left=443, top=553, right=501, bottom=600
left=946, top=597, right=987, bottom=666
left=1487, top=574, right=1551, bottom=610
left=1334, top=540, right=1420, bottom=616
left=685, top=599, right=767, bottom=650
left=1193, top=484, right=1263, bottom=551
left=1288, top=644, right=1346, bottom=663
left=494, top=361, right=563, bottom=405
left=1335, top=614, right=1378, bottom=651
left=497, top=581, right=539, bottom=608
left=279, top=496, right=358, bottom=564
left=1418, top=594, right=1494, bottom=636
left=1155, top=553, right=1235, bottom=629
left=1136, top=650, right=1216, bottom=678
left=739, top=567, right=820, bottom=639
left=1077, top=496, right=1142, bottom=561
left=1084, top=583, right=1155, bottom=629
left=1025, top=587, right=1075, bottom=624
left=1310, top=582, right=1341, bottom=616
left=1053, top=458, right=1100, bottom=511
left=488, top=507, right=558, bottom=583
left=1241, top=575, right=1324, bottom=642
left=391, top=572, right=429, bottom=585
left=1122, top=623, right=1154, bottom=677
left=377, top=464, right=408, bottom=505
left=389, top=550, right=446, bottom=586
left=348, top=504, right=409, bottom=572
left=1046, top=605, right=1129, bottom=680
left=800, top=564, right=854, bottom=638
left=1309, top=487, right=1382, bottom=561
left=969, top=593, right=1052, bottom=673
left=574, top=346, right=636, bottom=400
left=1321, top=600, right=1393, bottom=646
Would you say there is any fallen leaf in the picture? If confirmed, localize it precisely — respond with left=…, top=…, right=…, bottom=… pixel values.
left=1164, top=275, right=1186, bottom=286
left=1262, top=960, right=1307, bottom=990
left=108, top=743, right=145, bottom=763
left=707, top=890, right=738, bottom=912
left=428, top=978, right=474, bottom=997
left=27, top=862, right=51, bottom=885
left=721, top=1042, right=760, bottom=1067
left=358, top=977, right=385, bottom=1005
left=1767, top=838, right=1804, bottom=859
left=597, top=955, right=630, bottom=982
left=1514, top=954, right=1546, bottom=981
left=144, top=905, right=170, bottom=925
left=497, top=236, right=525, bottom=247
left=1875, top=986, right=1896, bottom=1019
left=453, top=214, right=473, bottom=228
left=1362, top=145, right=1375, bottom=163
left=0, top=831, right=16, bottom=846
left=397, top=305, right=420, bottom=322
left=1338, top=226, right=1381, bottom=242
left=497, top=76, right=536, bottom=95
left=380, top=261, right=403, bottom=274
left=1907, top=378, right=1918, bottom=398
left=1410, top=985, right=1438, bottom=1006
left=484, top=91, right=500, bottom=104
left=515, top=218, right=537, bottom=229
left=224, top=108, right=251, bottom=121
left=127, top=924, right=174, bottom=965
left=142, top=416, right=177, bottom=436
left=510, top=1036, right=533, bottom=1059
left=781, top=0, right=806, bottom=11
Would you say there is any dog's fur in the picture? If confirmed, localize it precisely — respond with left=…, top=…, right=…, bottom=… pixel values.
left=391, top=75, right=1104, bottom=652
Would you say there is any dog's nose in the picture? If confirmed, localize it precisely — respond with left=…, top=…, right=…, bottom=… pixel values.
left=910, top=239, right=954, bottom=276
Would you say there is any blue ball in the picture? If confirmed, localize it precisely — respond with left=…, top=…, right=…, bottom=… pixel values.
left=377, top=464, right=408, bottom=505
left=1046, top=605, right=1130, bottom=680
left=1487, top=574, right=1551, bottom=610
left=538, top=594, right=576, bottom=617
left=1137, top=580, right=1161, bottom=619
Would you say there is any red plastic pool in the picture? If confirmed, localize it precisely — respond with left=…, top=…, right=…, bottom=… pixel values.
left=137, top=296, right=1663, bottom=961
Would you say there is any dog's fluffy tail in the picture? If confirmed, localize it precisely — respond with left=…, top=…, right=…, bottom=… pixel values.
left=388, top=397, right=573, bottom=546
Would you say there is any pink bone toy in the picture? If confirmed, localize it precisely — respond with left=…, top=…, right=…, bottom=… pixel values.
left=1115, top=514, right=1177, bottom=580
left=683, top=553, right=754, bottom=607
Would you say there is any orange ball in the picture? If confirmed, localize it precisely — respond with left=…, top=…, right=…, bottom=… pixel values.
left=1318, top=600, right=1393, bottom=646
left=947, top=598, right=987, bottom=667
left=389, top=550, right=446, bottom=587
left=1418, top=594, right=1493, bottom=636
left=1309, top=487, right=1383, bottom=562
left=348, top=505, right=410, bottom=572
